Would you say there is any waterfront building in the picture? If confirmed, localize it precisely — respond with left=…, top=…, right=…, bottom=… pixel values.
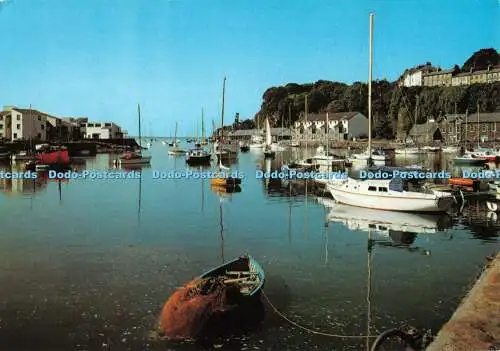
left=0, top=106, right=49, bottom=141
left=293, top=111, right=368, bottom=141
left=82, top=121, right=124, bottom=139
left=439, top=112, right=500, bottom=143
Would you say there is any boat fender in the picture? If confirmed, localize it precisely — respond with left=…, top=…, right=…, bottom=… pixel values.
left=487, top=211, right=498, bottom=222
left=486, top=201, right=498, bottom=212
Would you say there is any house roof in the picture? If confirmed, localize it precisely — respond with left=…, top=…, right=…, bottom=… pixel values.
left=298, top=111, right=363, bottom=122
left=227, top=128, right=292, bottom=137
left=409, top=122, right=440, bottom=136
left=422, top=69, right=454, bottom=77
left=444, top=112, right=500, bottom=123
left=12, top=108, right=55, bottom=117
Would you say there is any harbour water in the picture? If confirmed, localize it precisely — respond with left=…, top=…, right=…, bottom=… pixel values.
left=0, top=142, right=498, bottom=350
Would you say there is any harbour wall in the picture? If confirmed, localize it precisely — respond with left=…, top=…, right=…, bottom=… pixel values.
left=426, top=251, right=500, bottom=351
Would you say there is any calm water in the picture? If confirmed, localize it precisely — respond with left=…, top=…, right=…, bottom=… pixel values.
left=0, top=142, right=498, bottom=351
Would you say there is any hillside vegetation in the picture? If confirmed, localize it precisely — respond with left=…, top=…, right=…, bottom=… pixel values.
left=248, top=48, right=500, bottom=139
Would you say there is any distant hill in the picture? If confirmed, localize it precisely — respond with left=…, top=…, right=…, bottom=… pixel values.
left=462, top=48, right=499, bottom=71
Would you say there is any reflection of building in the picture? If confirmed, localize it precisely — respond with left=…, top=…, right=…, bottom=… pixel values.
left=0, top=176, right=48, bottom=195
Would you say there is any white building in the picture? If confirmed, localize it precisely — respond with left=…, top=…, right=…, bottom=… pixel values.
left=293, top=111, right=368, bottom=141
left=398, top=63, right=437, bottom=87
left=0, top=106, right=48, bottom=141
left=83, top=122, right=124, bottom=139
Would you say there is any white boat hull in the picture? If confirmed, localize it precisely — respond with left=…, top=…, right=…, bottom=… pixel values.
left=249, top=143, right=264, bottom=149
left=326, top=182, right=453, bottom=213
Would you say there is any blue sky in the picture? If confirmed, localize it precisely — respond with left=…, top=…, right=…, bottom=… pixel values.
left=0, top=0, right=498, bottom=136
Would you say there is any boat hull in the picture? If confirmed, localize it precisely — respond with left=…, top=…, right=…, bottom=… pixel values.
left=453, top=157, right=486, bottom=165
left=326, top=183, right=454, bottom=213
left=36, top=150, right=70, bottom=165
left=118, top=156, right=151, bottom=165
left=185, top=155, right=211, bottom=165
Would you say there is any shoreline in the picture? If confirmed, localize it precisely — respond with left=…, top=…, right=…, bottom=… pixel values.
left=426, top=251, right=500, bottom=350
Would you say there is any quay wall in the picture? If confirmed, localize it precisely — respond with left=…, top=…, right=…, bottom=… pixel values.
left=1, top=138, right=139, bottom=156
left=426, top=251, right=500, bottom=351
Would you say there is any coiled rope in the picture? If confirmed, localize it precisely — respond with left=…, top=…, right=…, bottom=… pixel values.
left=261, top=289, right=377, bottom=339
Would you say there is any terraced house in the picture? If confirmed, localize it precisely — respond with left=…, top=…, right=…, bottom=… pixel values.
left=293, top=111, right=368, bottom=141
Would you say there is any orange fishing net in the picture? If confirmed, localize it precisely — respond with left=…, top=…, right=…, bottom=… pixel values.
left=159, top=277, right=243, bottom=340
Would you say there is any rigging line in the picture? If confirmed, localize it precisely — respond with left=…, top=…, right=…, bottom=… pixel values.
left=261, top=290, right=377, bottom=339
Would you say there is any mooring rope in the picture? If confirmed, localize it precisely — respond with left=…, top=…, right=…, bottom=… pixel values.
left=261, top=289, right=377, bottom=339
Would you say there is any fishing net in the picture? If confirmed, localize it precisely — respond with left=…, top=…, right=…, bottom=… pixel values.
left=159, top=276, right=243, bottom=340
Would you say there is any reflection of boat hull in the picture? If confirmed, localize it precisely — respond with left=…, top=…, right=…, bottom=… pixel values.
left=318, top=198, right=448, bottom=233
left=211, top=176, right=242, bottom=187
left=0, top=152, right=10, bottom=160
left=210, top=184, right=242, bottom=194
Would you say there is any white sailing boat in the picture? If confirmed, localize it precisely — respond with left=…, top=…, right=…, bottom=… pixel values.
left=263, top=117, right=275, bottom=158
left=168, top=122, right=186, bottom=156
left=326, top=14, right=454, bottom=213
left=117, top=104, right=152, bottom=166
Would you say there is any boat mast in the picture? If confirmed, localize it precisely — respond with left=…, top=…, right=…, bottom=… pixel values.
left=201, top=108, right=205, bottom=141
left=305, top=94, right=308, bottom=156
left=465, top=109, right=468, bottom=147
left=367, top=13, right=374, bottom=164
left=138, top=103, right=142, bottom=150
left=477, top=101, right=480, bottom=149
left=221, top=76, right=226, bottom=142
left=29, top=104, right=32, bottom=152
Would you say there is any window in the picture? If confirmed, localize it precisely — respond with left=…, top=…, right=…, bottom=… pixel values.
left=13, top=133, right=17, bottom=139
left=0, top=116, right=2, bottom=121
left=368, top=186, right=377, bottom=191
left=16, top=115, right=20, bottom=120
left=37, top=133, right=41, bottom=139
left=87, top=123, right=94, bottom=127
left=0, top=125, right=3, bottom=130
left=482, top=124, right=488, bottom=132
left=378, top=187, right=388, bottom=192
left=104, top=123, right=111, bottom=127
left=41, top=124, right=44, bottom=130
left=38, top=116, right=41, bottom=121
left=16, top=124, right=20, bottom=129
left=95, top=123, right=101, bottom=127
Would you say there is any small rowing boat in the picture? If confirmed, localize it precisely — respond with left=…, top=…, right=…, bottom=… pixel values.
left=160, top=255, right=265, bottom=340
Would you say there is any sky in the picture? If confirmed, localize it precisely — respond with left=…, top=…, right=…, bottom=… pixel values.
left=0, top=0, right=498, bottom=136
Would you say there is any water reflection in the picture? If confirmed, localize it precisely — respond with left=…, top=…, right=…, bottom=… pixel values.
left=459, top=200, right=500, bottom=241
left=318, top=198, right=453, bottom=254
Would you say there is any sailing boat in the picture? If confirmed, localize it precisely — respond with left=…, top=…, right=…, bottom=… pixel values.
left=326, top=13, right=454, bottom=213
left=263, top=117, right=275, bottom=158
left=350, top=33, right=389, bottom=167
left=186, top=109, right=211, bottom=165
left=118, top=104, right=152, bottom=166
left=168, top=122, right=186, bottom=156
left=394, top=96, right=425, bottom=155
left=214, top=77, right=238, bottom=164
left=249, top=117, right=265, bottom=149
